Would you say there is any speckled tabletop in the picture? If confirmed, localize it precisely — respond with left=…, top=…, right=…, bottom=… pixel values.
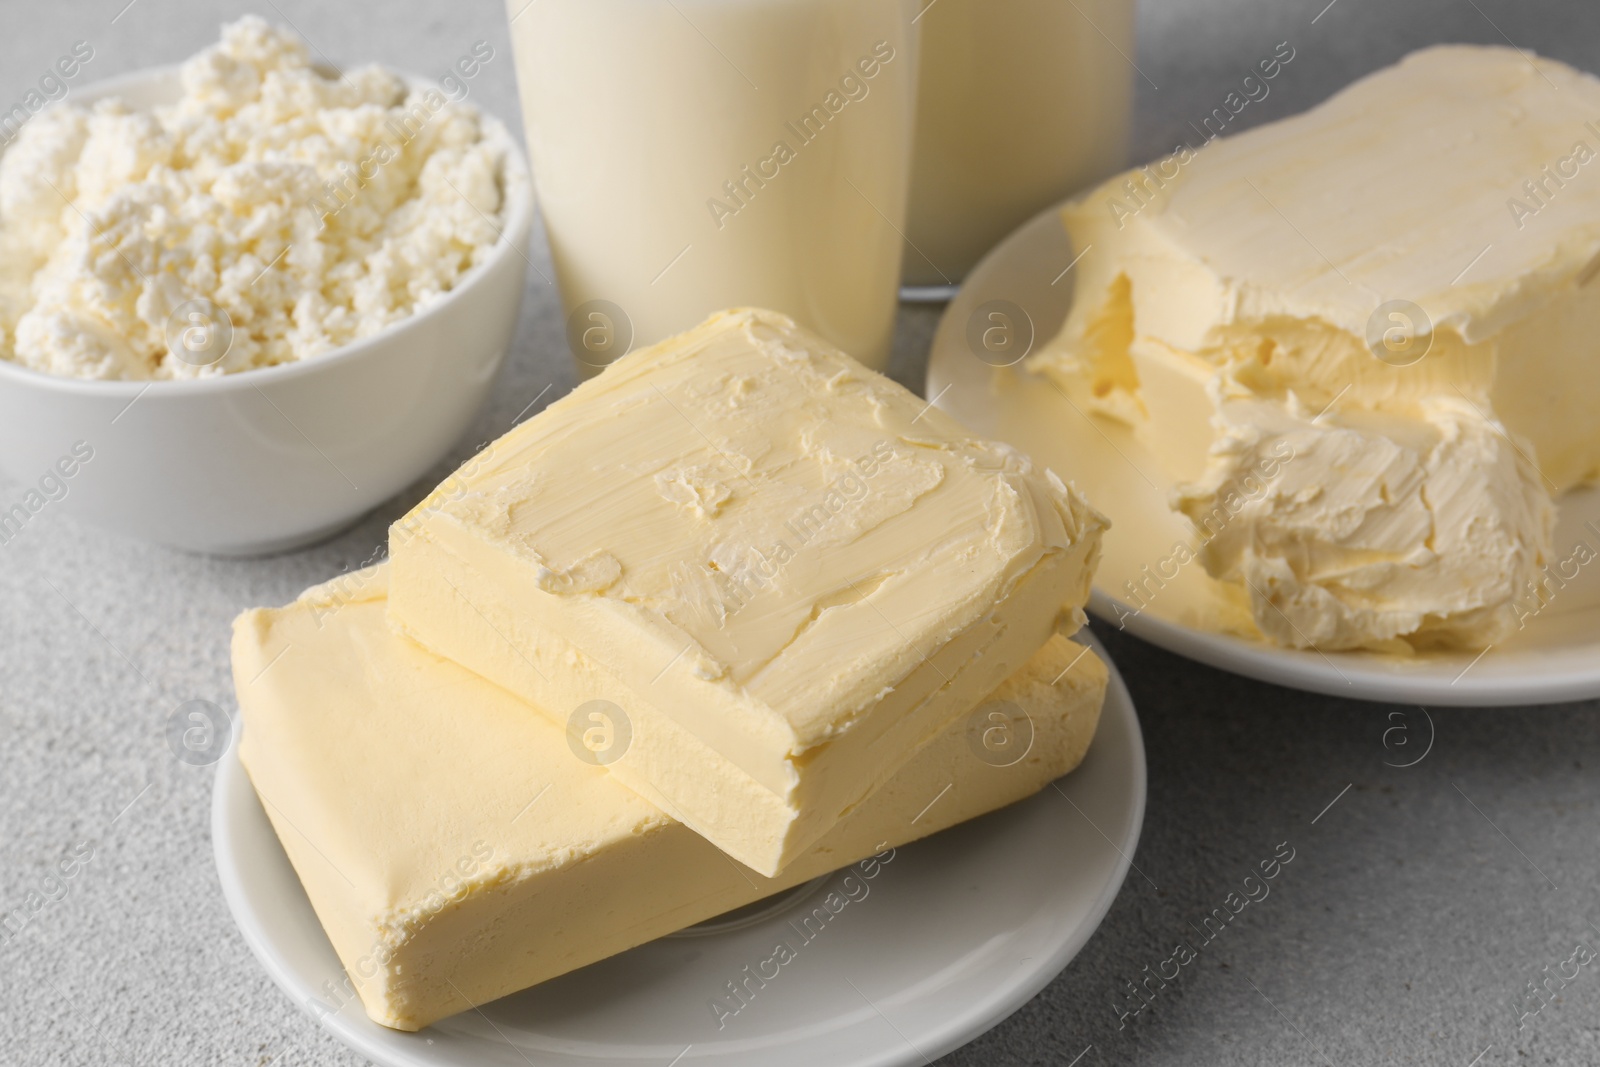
left=3, top=1, right=1599, bottom=1064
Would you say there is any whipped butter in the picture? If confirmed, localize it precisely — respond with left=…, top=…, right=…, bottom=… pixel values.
left=1030, top=45, right=1600, bottom=651
left=389, top=308, right=1105, bottom=874
left=232, top=567, right=1108, bottom=1030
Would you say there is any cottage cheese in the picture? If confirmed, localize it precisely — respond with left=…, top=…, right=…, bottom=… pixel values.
left=0, top=17, right=511, bottom=380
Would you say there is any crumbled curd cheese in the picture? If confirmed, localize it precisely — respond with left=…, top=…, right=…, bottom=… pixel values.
left=0, top=17, right=510, bottom=380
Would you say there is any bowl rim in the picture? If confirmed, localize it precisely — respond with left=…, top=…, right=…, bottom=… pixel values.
left=0, top=62, right=537, bottom=398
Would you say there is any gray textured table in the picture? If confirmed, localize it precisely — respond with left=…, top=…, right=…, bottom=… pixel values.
left=3, top=1, right=1598, bottom=1064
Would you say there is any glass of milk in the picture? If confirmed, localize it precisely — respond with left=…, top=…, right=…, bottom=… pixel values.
left=508, top=0, right=921, bottom=373
left=901, top=0, right=1137, bottom=295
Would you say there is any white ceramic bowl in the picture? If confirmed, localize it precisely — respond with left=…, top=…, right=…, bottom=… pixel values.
left=0, top=67, right=535, bottom=555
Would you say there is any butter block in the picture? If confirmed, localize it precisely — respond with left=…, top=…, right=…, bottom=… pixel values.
left=1174, top=396, right=1552, bottom=650
left=389, top=307, right=1105, bottom=874
left=232, top=567, right=1108, bottom=1031
left=1030, top=45, right=1596, bottom=651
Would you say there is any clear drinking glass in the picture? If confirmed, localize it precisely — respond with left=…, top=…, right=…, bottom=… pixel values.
left=508, top=0, right=921, bottom=374
left=901, top=0, right=1137, bottom=296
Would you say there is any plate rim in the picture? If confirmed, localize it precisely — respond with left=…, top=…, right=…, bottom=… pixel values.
left=1091, top=590, right=1600, bottom=707
left=212, top=630, right=1148, bottom=1067
left=927, top=202, right=1600, bottom=708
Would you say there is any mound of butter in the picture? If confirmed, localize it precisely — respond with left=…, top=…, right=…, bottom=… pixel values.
left=1030, top=45, right=1600, bottom=651
left=232, top=567, right=1108, bottom=1031
left=390, top=307, right=1104, bottom=874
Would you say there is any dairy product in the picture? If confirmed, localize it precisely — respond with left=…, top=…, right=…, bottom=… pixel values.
left=1174, top=395, right=1552, bottom=651
left=1029, top=45, right=1600, bottom=651
left=507, top=0, right=917, bottom=371
left=0, top=17, right=510, bottom=380
left=389, top=308, right=1105, bottom=874
left=902, top=0, right=1134, bottom=286
left=232, top=566, right=1109, bottom=1030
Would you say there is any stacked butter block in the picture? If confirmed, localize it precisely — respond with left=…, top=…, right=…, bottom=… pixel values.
left=231, top=308, right=1110, bottom=1030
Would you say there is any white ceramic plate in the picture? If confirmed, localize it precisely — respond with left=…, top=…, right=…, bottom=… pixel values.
left=213, top=632, right=1146, bottom=1067
left=928, top=205, right=1600, bottom=707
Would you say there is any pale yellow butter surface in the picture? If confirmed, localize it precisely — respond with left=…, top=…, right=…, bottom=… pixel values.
left=232, top=567, right=1108, bottom=1031
left=389, top=308, right=1104, bottom=873
left=1030, top=46, right=1600, bottom=651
